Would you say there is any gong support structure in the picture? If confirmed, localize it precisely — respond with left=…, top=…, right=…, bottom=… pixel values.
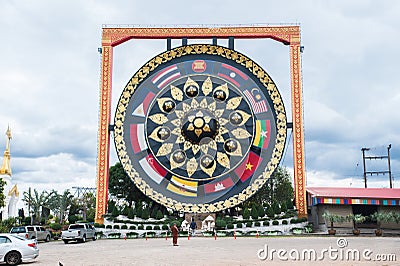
left=95, top=25, right=307, bottom=224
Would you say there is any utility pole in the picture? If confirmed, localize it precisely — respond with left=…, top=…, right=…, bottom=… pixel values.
left=361, top=145, right=393, bottom=188
left=361, top=148, right=369, bottom=188
left=388, top=144, right=393, bottom=188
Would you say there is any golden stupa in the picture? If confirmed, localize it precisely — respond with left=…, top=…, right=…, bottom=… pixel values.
left=0, top=126, right=12, bottom=176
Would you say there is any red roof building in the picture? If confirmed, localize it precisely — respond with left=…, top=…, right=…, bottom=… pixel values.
left=307, top=187, right=400, bottom=206
left=306, top=187, right=400, bottom=232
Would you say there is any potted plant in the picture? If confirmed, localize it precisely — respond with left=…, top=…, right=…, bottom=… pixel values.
left=322, top=211, right=347, bottom=235
left=349, top=214, right=366, bottom=235
left=371, top=212, right=390, bottom=236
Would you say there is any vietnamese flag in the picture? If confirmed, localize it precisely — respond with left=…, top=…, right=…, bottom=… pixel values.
left=234, top=151, right=263, bottom=182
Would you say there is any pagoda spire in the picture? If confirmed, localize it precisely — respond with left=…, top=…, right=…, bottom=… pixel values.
left=0, top=125, right=12, bottom=176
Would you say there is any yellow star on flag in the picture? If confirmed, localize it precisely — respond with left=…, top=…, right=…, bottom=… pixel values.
left=245, top=162, right=253, bottom=171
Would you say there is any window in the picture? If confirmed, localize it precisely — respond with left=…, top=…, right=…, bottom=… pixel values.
left=0, top=236, right=11, bottom=244
left=27, top=227, right=35, bottom=232
left=11, top=227, right=25, bottom=233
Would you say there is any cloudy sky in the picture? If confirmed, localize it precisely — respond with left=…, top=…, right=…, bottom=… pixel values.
left=1, top=0, right=399, bottom=201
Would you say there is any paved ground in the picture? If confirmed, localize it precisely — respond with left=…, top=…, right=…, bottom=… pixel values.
left=23, top=236, right=400, bottom=266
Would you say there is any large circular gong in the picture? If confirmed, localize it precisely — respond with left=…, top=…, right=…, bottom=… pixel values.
left=114, top=44, right=287, bottom=213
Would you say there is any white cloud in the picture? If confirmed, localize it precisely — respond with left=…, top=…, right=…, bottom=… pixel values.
left=0, top=0, right=399, bottom=200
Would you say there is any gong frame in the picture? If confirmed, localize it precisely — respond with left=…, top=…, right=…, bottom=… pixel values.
left=95, top=25, right=306, bottom=224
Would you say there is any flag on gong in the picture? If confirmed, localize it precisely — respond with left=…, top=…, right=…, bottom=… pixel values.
left=234, top=151, right=263, bottom=182
left=253, top=120, right=271, bottom=149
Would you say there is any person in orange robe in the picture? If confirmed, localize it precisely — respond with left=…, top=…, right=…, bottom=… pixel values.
left=171, top=223, right=179, bottom=246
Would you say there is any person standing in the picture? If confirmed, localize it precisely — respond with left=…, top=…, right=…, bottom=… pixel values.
left=190, top=218, right=197, bottom=237
left=171, top=223, right=179, bottom=246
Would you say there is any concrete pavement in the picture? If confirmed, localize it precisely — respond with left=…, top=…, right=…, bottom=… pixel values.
left=32, top=236, right=400, bottom=266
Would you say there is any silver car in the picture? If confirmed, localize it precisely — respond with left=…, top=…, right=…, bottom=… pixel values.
left=0, top=233, right=39, bottom=265
left=10, top=226, right=51, bottom=242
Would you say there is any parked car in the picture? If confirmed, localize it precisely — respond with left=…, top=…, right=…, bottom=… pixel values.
left=10, top=226, right=51, bottom=242
left=61, top=223, right=96, bottom=244
left=0, top=233, right=39, bottom=265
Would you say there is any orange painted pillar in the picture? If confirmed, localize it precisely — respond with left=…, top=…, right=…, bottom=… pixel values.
left=289, top=35, right=307, bottom=218
left=95, top=40, right=113, bottom=224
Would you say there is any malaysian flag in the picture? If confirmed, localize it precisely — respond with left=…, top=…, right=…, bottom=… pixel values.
left=243, top=89, right=268, bottom=114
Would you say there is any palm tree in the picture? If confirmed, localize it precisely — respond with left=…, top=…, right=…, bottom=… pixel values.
left=23, top=189, right=56, bottom=224
left=46, top=190, right=74, bottom=223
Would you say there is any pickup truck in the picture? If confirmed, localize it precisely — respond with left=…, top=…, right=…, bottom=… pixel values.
left=61, top=223, right=96, bottom=244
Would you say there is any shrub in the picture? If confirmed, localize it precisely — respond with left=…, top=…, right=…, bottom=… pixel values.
left=126, top=231, right=138, bottom=238
left=272, top=220, right=279, bottom=225
left=254, top=221, right=261, bottom=226
left=146, top=225, right=152, bottom=230
left=138, top=225, right=144, bottom=230
left=216, top=219, right=226, bottom=229
left=246, top=221, right=252, bottom=228
left=290, top=218, right=297, bottom=224
left=236, top=223, right=243, bottom=228
left=179, top=231, right=188, bottom=236
left=108, top=232, right=121, bottom=238
left=106, top=225, right=112, bottom=229
left=282, top=220, right=288, bottom=225
left=121, top=224, right=128, bottom=229
left=162, top=224, right=169, bottom=230
left=263, top=221, right=269, bottom=226
left=50, top=223, right=62, bottom=231
left=169, top=220, right=182, bottom=228
left=129, top=225, right=136, bottom=230
left=227, top=223, right=234, bottom=229
left=113, top=225, right=120, bottom=229
left=153, top=225, right=160, bottom=230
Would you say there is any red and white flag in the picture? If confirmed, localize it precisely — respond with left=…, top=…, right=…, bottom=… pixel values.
left=130, top=123, right=147, bottom=154
left=139, top=154, right=167, bottom=184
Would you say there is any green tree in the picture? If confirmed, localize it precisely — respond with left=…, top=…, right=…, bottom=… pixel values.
left=111, top=206, right=119, bottom=217
left=251, top=207, right=259, bottom=220
left=243, top=208, right=250, bottom=219
left=272, top=201, right=281, bottom=215
left=47, top=190, right=74, bottom=223
left=141, top=208, right=149, bottom=220
left=127, top=208, right=135, bottom=219
left=109, top=162, right=147, bottom=207
left=280, top=201, right=288, bottom=213
left=23, top=189, right=56, bottom=224
left=0, top=179, right=6, bottom=209
left=266, top=205, right=275, bottom=218
left=273, top=167, right=294, bottom=204
left=245, top=167, right=294, bottom=208
left=156, top=210, right=164, bottom=220
left=257, top=205, right=265, bottom=218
